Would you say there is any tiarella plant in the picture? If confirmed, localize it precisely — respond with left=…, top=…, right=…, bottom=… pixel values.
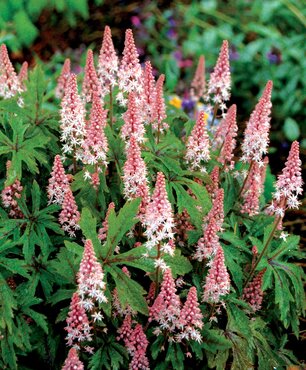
left=0, top=26, right=304, bottom=370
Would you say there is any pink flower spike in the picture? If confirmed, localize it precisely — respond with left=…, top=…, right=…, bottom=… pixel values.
left=55, top=58, right=71, bottom=99
left=128, top=324, right=150, bottom=370
left=77, top=239, right=107, bottom=308
left=142, top=60, right=156, bottom=124
left=241, top=81, right=273, bottom=164
left=1, top=161, right=24, bottom=219
left=122, top=136, right=149, bottom=219
left=82, top=95, right=108, bottom=167
left=60, top=73, right=86, bottom=155
left=149, top=268, right=181, bottom=332
left=267, top=141, right=303, bottom=227
left=207, top=40, right=231, bottom=104
left=121, top=92, right=145, bottom=143
left=242, top=269, right=266, bottom=312
left=18, top=61, right=28, bottom=91
left=202, top=244, right=230, bottom=303
left=152, top=74, right=168, bottom=133
left=65, top=292, right=92, bottom=346
left=191, top=55, right=205, bottom=101
left=177, top=286, right=203, bottom=343
left=47, top=155, right=70, bottom=205
left=194, top=188, right=224, bottom=261
left=117, top=314, right=133, bottom=346
left=217, top=104, right=238, bottom=169
left=206, top=166, right=220, bottom=197
left=241, top=161, right=263, bottom=216
left=82, top=49, right=103, bottom=103
left=144, top=172, right=175, bottom=256
left=62, top=348, right=84, bottom=370
left=98, top=202, right=115, bottom=241
left=98, top=25, right=118, bottom=96
left=185, top=111, right=210, bottom=172
left=59, top=187, right=80, bottom=237
left=117, top=29, right=143, bottom=105
left=0, top=44, right=21, bottom=98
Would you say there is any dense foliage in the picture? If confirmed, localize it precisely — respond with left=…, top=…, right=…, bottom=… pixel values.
left=0, top=25, right=305, bottom=370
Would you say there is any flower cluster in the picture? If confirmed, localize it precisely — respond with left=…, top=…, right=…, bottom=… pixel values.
left=55, top=58, right=71, bottom=99
left=58, top=187, right=80, bottom=237
left=241, top=81, right=273, bottom=165
left=202, top=245, right=230, bottom=303
left=1, top=161, right=23, bottom=218
left=47, top=155, right=70, bottom=205
left=123, top=136, right=150, bottom=219
left=142, top=60, right=156, bottom=124
left=0, top=44, right=22, bottom=99
left=185, top=111, right=210, bottom=172
left=207, top=40, right=231, bottom=107
left=190, top=55, right=205, bottom=101
left=98, top=25, right=118, bottom=97
left=121, top=92, right=145, bottom=144
left=65, top=292, right=93, bottom=347
left=82, top=49, right=102, bottom=103
left=77, top=239, right=107, bottom=311
left=117, top=29, right=143, bottom=106
left=98, top=202, right=115, bottom=241
left=194, top=188, right=224, bottom=261
left=152, top=74, right=168, bottom=133
left=242, top=269, right=266, bottom=312
left=62, top=348, right=84, bottom=370
left=144, top=172, right=175, bottom=259
left=267, top=141, right=303, bottom=227
left=60, top=74, right=86, bottom=156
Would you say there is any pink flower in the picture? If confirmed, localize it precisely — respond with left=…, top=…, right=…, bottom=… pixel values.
left=55, top=58, right=71, bottom=99
left=241, top=161, right=264, bottom=216
left=77, top=239, right=107, bottom=309
left=82, top=95, right=108, bottom=167
left=117, top=29, right=143, bottom=106
left=267, top=141, right=303, bottom=228
left=128, top=324, right=150, bottom=370
left=191, top=55, right=205, bottom=101
left=242, top=269, right=266, bottom=312
left=149, top=268, right=181, bottom=332
left=82, top=49, right=103, bottom=103
left=59, top=187, right=80, bottom=237
left=206, top=166, right=220, bottom=198
left=174, top=209, right=194, bottom=247
left=60, top=74, right=86, bottom=156
left=142, top=60, right=156, bottom=124
left=207, top=40, right=231, bottom=104
left=194, top=188, right=224, bottom=261
left=62, top=348, right=84, bottom=370
left=217, top=104, right=238, bottom=169
left=121, top=92, right=145, bottom=144
left=1, top=166, right=23, bottom=219
left=202, top=245, right=230, bottom=303
left=0, top=44, right=21, bottom=98
left=98, top=202, right=115, bottom=241
left=241, top=81, right=273, bottom=164
left=98, top=25, right=118, bottom=96
left=176, top=286, right=203, bottom=343
left=47, top=155, right=70, bottom=205
left=122, top=136, right=150, bottom=219
left=18, top=61, right=28, bottom=91
left=152, top=74, right=168, bottom=133
left=65, top=292, right=92, bottom=346
left=185, top=111, right=210, bottom=172
left=144, top=172, right=175, bottom=256
left=117, top=314, right=133, bottom=346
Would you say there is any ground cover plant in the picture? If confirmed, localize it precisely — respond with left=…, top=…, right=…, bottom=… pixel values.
left=0, top=26, right=305, bottom=369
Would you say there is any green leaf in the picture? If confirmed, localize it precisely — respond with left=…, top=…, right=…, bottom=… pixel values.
left=164, top=249, right=192, bottom=277
left=106, top=265, right=148, bottom=315
left=13, top=10, right=38, bottom=46
left=283, top=118, right=300, bottom=141
left=103, top=199, right=141, bottom=258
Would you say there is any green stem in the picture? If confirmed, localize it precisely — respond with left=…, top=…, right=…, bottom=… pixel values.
left=211, top=103, right=218, bottom=128
left=238, top=161, right=254, bottom=198
left=243, top=216, right=281, bottom=288
left=154, top=243, right=161, bottom=298
left=109, top=87, right=113, bottom=127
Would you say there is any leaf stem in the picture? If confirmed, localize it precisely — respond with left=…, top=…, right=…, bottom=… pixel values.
left=109, top=87, right=113, bottom=127
left=243, top=216, right=281, bottom=288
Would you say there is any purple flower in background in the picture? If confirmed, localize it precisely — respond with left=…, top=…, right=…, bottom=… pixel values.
left=131, top=16, right=141, bottom=28
left=267, top=48, right=282, bottom=65
left=182, top=97, right=195, bottom=113
left=167, top=28, right=178, bottom=40
left=229, top=46, right=239, bottom=61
